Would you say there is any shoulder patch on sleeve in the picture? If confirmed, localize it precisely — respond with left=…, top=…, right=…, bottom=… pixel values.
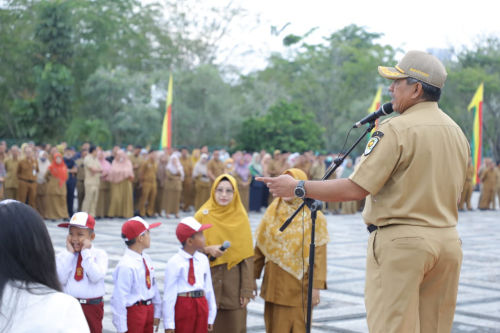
left=364, top=136, right=380, bottom=156
left=371, top=131, right=384, bottom=138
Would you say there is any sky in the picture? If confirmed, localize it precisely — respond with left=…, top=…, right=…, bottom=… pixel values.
left=216, top=0, right=500, bottom=72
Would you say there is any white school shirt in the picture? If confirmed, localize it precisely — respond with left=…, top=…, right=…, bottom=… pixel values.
left=0, top=281, right=90, bottom=333
left=162, top=249, right=217, bottom=329
left=110, top=248, right=162, bottom=333
left=56, top=246, right=108, bottom=299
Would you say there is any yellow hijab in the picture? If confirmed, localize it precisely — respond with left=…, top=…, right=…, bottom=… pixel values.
left=255, top=168, right=330, bottom=280
left=195, top=174, right=254, bottom=269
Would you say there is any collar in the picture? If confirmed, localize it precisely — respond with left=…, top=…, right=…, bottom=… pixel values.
left=400, top=101, right=438, bottom=116
left=178, top=248, right=200, bottom=261
left=125, top=248, right=144, bottom=261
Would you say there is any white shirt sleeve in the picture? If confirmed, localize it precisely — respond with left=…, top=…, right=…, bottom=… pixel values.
left=162, top=258, right=180, bottom=329
left=111, top=265, right=133, bottom=333
left=152, top=274, right=162, bottom=319
left=81, top=248, right=108, bottom=283
left=56, top=250, right=75, bottom=286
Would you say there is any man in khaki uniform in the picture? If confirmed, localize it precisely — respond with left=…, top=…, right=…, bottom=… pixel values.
left=458, top=158, right=474, bottom=211
left=179, top=148, right=194, bottom=211
left=478, top=158, right=497, bottom=210
left=259, top=50, right=470, bottom=333
left=82, top=146, right=101, bottom=216
left=207, top=150, right=224, bottom=183
left=4, top=145, right=20, bottom=199
left=75, top=148, right=88, bottom=210
left=16, top=146, right=39, bottom=209
left=129, top=145, right=143, bottom=211
left=137, top=150, right=157, bottom=217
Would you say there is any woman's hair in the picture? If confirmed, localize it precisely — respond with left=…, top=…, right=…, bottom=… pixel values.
left=0, top=200, right=62, bottom=302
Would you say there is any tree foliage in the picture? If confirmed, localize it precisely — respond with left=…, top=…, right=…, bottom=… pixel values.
left=0, top=1, right=499, bottom=160
left=237, top=101, right=324, bottom=152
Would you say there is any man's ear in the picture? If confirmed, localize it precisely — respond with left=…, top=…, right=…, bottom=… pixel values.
left=412, top=82, right=424, bottom=99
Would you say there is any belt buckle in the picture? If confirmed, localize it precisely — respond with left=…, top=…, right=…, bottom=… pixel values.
left=146, top=300, right=152, bottom=305
left=193, top=290, right=203, bottom=297
left=79, top=299, right=87, bottom=304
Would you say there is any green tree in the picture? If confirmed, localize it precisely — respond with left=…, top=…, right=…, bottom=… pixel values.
left=442, top=37, right=500, bottom=161
left=236, top=101, right=324, bottom=152
left=235, top=25, right=397, bottom=154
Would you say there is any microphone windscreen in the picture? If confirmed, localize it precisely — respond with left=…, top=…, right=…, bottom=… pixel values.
left=222, top=240, right=231, bottom=250
left=382, top=103, right=394, bottom=115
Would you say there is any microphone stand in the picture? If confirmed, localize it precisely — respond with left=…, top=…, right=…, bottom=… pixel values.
left=280, top=121, right=376, bottom=333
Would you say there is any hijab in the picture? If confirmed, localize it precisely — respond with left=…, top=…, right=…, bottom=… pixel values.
left=37, top=151, right=51, bottom=184
left=255, top=168, right=330, bottom=280
left=194, top=174, right=254, bottom=269
left=234, top=155, right=250, bottom=182
left=97, top=150, right=111, bottom=180
left=48, top=153, right=68, bottom=187
left=166, top=152, right=184, bottom=180
left=192, top=153, right=208, bottom=178
left=107, top=150, right=134, bottom=183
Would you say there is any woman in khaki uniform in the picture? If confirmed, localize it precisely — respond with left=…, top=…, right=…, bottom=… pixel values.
left=195, top=174, right=254, bottom=333
left=36, top=151, right=50, bottom=217
left=254, top=168, right=329, bottom=333
left=95, top=150, right=111, bottom=218
left=43, top=153, right=68, bottom=220
left=478, top=158, right=497, bottom=210
left=233, top=155, right=251, bottom=212
left=193, top=154, right=211, bottom=210
left=107, top=150, right=134, bottom=218
left=154, top=153, right=168, bottom=216
left=4, top=146, right=20, bottom=199
left=165, top=152, right=183, bottom=218
left=180, top=148, right=194, bottom=211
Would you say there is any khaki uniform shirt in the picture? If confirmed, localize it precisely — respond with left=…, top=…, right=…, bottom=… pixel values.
left=83, top=155, right=101, bottom=186
left=129, top=154, right=143, bottom=184
left=254, top=245, right=327, bottom=307
left=179, top=157, right=193, bottom=181
left=211, top=259, right=254, bottom=310
left=4, top=158, right=19, bottom=188
left=207, top=159, right=224, bottom=179
left=350, top=102, right=470, bottom=228
left=17, top=158, right=39, bottom=182
left=139, top=160, right=157, bottom=184
left=76, top=158, right=85, bottom=182
left=495, top=167, right=500, bottom=190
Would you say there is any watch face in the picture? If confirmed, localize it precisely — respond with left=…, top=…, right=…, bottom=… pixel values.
left=295, top=188, right=305, bottom=197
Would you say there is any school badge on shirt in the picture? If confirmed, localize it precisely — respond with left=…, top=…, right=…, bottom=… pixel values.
left=364, top=131, right=384, bottom=156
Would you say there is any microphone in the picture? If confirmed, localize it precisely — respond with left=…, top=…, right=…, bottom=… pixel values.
left=209, top=241, right=231, bottom=261
left=353, top=103, right=394, bottom=128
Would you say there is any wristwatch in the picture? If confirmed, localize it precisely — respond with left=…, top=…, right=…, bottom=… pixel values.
left=294, top=180, right=306, bottom=198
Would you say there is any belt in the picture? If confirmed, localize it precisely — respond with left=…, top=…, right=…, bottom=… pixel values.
left=132, top=299, right=153, bottom=306
left=77, top=297, right=103, bottom=305
left=178, top=290, right=205, bottom=298
left=19, top=178, right=35, bottom=183
left=367, top=224, right=391, bottom=233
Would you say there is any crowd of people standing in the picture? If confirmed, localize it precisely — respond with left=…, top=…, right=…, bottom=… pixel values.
left=0, top=140, right=499, bottom=219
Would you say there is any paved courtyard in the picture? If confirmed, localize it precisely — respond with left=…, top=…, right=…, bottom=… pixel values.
left=46, top=193, right=500, bottom=332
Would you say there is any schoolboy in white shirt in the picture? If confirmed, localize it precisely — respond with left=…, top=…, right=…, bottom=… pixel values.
left=111, top=216, right=162, bottom=333
left=56, top=212, right=109, bottom=333
left=163, top=216, right=217, bottom=333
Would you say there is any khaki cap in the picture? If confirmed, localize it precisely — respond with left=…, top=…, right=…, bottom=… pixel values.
left=378, top=50, right=447, bottom=88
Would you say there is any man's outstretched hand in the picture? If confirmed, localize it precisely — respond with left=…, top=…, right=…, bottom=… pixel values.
left=255, top=174, right=298, bottom=198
